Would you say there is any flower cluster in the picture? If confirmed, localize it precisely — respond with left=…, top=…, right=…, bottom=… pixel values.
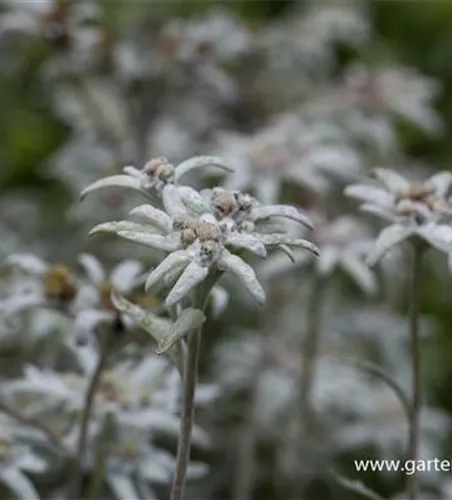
left=83, top=156, right=318, bottom=309
left=346, top=168, right=452, bottom=267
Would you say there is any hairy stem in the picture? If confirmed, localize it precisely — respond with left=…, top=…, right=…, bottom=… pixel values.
left=299, top=276, right=326, bottom=427
left=170, top=326, right=202, bottom=500
left=170, top=272, right=221, bottom=500
left=406, top=244, right=423, bottom=500
left=67, top=339, right=111, bottom=499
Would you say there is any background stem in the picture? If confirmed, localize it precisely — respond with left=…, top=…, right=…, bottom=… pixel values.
left=406, top=244, right=423, bottom=500
left=67, top=339, right=111, bottom=499
left=299, top=276, right=326, bottom=427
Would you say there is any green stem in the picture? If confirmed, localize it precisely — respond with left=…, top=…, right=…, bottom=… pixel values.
left=406, top=244, right=423, bottom=500
left=170, top=326, right=203, bottom=500
left=170, top=272, right=221, bottom=500
left=67, top=338, right=111, bottom=499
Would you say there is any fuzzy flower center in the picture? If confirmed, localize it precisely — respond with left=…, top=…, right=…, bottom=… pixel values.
left=43, top=265, right=78, bottom=302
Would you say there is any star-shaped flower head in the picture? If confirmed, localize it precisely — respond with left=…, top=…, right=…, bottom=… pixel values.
left=88, top=163, right=319, bottom=308
left=80, top=156, right=233, bottom=201
left=346, top=168, right=452, bottom=268
left=74, top=254, right=146, bottom=343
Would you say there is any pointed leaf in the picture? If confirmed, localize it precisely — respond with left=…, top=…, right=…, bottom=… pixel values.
left=80, top=175, right=146, bottom=200
left=111, top=291, right=170, bottom=341
left=426, top=171, right=452, bottom=197
left=162, top=185, right=189, bottom=218
left=217, top=250, right=265, bottom=304
left=90, top=221, right=180, bottom=251
left=340, top=254, right=378, bottom=296
left=366, top=224, right=413, bottom=266
left=178, top=186, right=210, bottom=216
left=166, top=262, right=209, bottom=307
left=225, top=232, right=267, bottom=258
left=372, top=168, right=410, bottom=192
left=107, top=473, right=140, bottom=500
left=416, top=224, right=452, bottom=252
left=317, top=246, right=339, bottom=276
left=78, top=254, right=105, bottom=285
left=111, top=291, right=184, bottom=370
left=278, top=244, right=296, bottom=263
left=0, top=467, right=40, bottom=500
left=250, top=204, right=313, bottom=229
left=157, top=308, right=206, bottom=354
left=174, top=156, right=233, bottom=182
left=5, top=254, right=48, bottom=274
left=360, top=203, right=396, bottom=222
left=145, top=251, right=190, bottom=292
left=345, top=184, right=394, bottom=207
left=260, top=235, right=319, bottom=256
left=129, top=204, right=173, bottom=233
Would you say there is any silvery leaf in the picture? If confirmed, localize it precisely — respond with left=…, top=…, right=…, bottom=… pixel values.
left=278, top=244, right=296, bottom=264
left=250, top=205, right=313, bottom=229
left=360, top=203, right=396, bottom=222
left=107, top=473, right=139, bottom=500
left=5, top=254, right=48, bottom=274
left=178, top=186, right=211, bottom=216
left=136, top=474, right=159, bottom=499
left=162, top=185, right=189, bottom=218
left=166, top=262, right=209, bottom=307
left=90, top=221, right=180, bottom=251
left=187, top=462, right=209, bottom=480
left=340, top=254, right=378, bottom=296
left=111, top=291, right=170, bottom=340
left=174, top=156, right=233, bottom=182
left=416, top=224, right=452, bottom=252
left=139, top=458, right=172, bottom=483
left=78, top=253, right=105, bottom=285
left=112, top=291, right=185, bottom=371
left=111, top=260, right=143, bottom=292
left=15, top=452, right=47, bottom=473
left=225, top=232, right=267, bottom=258
left=426, top=171, right=452, bottom=197
left=366, top=224, right=414, bottom=266
left=217, top=250, right=265, bottom=304
left=260, top=235, right=320, bottom=256
left=0, top=467, right=40, bottom=500
left=156, top=308, right=206, bottom=354
left=317, top=246, right=339, bottom=276
left=372, top=168, right=410, bottom=192
left=345, top=185, right=394, bottom=207
left=129, top=205, right=173, bottom=233
left=80, top=175, right=147, bottom=200
left=210, top=286, right=229, bottom=317
left=145, top=251, right=191, bottom=292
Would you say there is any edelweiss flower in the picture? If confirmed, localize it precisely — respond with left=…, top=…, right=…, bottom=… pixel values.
left=90, top=187, right=318, bottom=307
left=346, top=168, right=452, bottom=267
left=1, top=254, right=79, bottom=315
left=74, top=254, right=144, bottom=342
left=80, top=156, right=233, bottom=201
